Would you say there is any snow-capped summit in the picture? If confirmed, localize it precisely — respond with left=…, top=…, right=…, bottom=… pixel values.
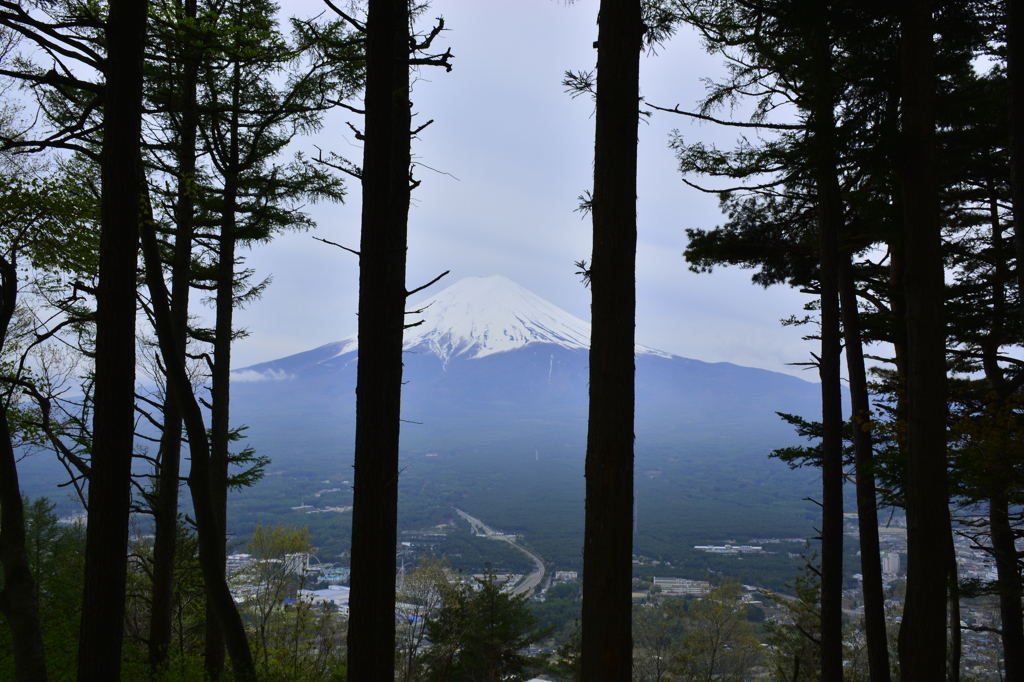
left=230, top=274, right=820, bottom=459
left=403, top=275, right=591, bottom=362
left=323, top=275, right=670, bottom=365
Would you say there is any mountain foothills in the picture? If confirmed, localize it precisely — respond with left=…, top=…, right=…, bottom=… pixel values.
left=225, top=276, right=825, bottom=578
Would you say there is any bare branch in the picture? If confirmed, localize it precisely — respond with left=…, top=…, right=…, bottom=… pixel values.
left=648, top=102, right=803, bottom=130
left=406, top=270, right=449, bottom=298
left=323, top=0, right=366, bottom=32
left=312, top=235, right=359, bottom=257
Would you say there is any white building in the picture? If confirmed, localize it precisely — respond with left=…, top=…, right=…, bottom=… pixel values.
left=653, top=577, right=711, bottom=596
left=299, top=585, right=351, bottom=617
left=882, top=551, right=901, bottom=575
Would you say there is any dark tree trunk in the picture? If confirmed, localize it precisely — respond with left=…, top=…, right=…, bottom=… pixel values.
left=204, top=65, right=240, bottom=681
left=139, top=211, right=257, bottom=682
left=897, top=0, right=951, bottom=677
left=579, top=1, right=642, bottom=680
left=150, top=8, right=199, bottom=665
left=948, top=534, right=961, bottom=682
left=0, top=255, right=48, bottom=681
left=991, top=493, right=1024, bottom=680
left=979, top=186, right=1023, bottom=682
left=807, top=9, right=843, bottom=677
left=838, top=251, right=891, bottom=682
left=1008, top=0, right=1024, bottom=337
left=815, top=151, right=844, bottom=682
left=345, top=0, right=411, bottom=677
left=77, top=1, right=147, bottom=678
left=1004, top=0, right=1024, bottom=670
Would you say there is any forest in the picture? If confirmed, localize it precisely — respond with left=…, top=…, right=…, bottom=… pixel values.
left=0, top=0, right=1023, bottom=681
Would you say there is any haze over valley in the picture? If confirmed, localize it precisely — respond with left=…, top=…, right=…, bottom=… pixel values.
left=224, top=276, right=827, bottom=584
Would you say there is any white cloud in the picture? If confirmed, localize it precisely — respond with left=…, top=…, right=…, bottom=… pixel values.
left=231, top=369, right=294, bottom=383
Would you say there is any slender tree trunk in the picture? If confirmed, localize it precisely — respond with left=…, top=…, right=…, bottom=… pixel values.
left=205, top=65, right=241, bottom=680
left=77, top=1, right=147, bottom=678
left=816, top=168, right=844, bottom=682
left=980, top=185, right=1024, bottom=682
left=840, top=73, right=896, bottom=666
left=579, top=2, right=642, bottom=680
left=139, top=209, right=258, bottom=682
left=0, top=255, right=48, bottom=681
left=838, top=250, right=891, bottom=682
left=948, top=531, right=961, bottom=682
left=1007, top=0, right=1024, bottom=336
left=345, top=0, right=411, bottom=677
left=150, top=10, right=199, bottom=665
left=1003, top=0, right=1024, bottom=669
left=808, top=8, right=843, bottom=677
left=0, top=412, right=48, bottom=682
left=991, top=492, right=1024, bottom=680
left=897, top=0, right=951, bottom=677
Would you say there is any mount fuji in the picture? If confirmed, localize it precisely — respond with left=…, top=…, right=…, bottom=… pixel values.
left=224, top=275, right=827, bottom=565
left=229, top=275, right=820, bottom=460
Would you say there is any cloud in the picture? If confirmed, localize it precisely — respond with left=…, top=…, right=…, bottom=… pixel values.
left=231, top=369, right=294, bottom=383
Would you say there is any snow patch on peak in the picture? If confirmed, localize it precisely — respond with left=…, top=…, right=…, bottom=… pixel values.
left=321, top=275, right=675, bottom=363
left=404, top=276, right=591, bottom=362
left=326, top=337, right=359, bottom=362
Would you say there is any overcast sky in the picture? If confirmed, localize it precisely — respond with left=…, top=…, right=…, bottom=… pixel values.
left=231, top=0, right=820, bottom=379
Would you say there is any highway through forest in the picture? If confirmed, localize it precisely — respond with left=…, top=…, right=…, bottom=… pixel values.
left=454, top=508, right=545, bottom=596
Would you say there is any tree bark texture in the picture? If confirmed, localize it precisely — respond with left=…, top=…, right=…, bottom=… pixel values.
left=897, top=0, right=951, bottom=677
left=0, top=255, right=48, bottom=681
left=580, top=1, right=642, bottom=680
left=345, top=0, right=411, bottom=678
left=77, top=1, right=147, bottom=678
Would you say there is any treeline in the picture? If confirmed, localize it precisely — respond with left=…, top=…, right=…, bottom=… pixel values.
left=0, top=0, right=388, bottom=679
left=665, top=0, right=1024, bottom=678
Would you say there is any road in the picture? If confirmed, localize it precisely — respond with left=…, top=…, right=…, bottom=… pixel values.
left=454, top=508, right=545, bottom=596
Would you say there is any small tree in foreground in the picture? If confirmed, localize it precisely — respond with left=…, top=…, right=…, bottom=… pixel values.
left=425, top=566, right=551, bottom=682
left=235, top=524, right=313, bottom=670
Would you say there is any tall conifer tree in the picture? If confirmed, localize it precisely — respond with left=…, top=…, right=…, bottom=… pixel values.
left=345, top=0, right=412, bottom=676
left=897, top=0, right=951, bottom=676
left=580, top=1, right=642, bottom=679
left=78, top=0, right=147, bottom=679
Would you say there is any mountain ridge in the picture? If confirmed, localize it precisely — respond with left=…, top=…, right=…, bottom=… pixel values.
left=229, top=276, right=820, bottom=459
left=234, top=275, right=792, bottom=382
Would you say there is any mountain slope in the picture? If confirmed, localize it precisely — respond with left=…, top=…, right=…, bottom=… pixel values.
left=224, top=276, right=828, bottom=574
left=230, top=275, right=820, bottom=457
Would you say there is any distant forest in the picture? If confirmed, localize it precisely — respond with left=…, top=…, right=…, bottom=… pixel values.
left=0, top=0, right=1023, bottom=681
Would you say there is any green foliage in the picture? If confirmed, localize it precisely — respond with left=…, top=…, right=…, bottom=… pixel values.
left=122, top=519, right=206, bottom=660
left=230, top=522, right=347, bottom=680
left=223, top=425, right=270, bottom=492
left=551, top=622, right=581, bottom=682
left=423, top=565, right=552, bottom=682
left=761, top=554, right=822, bottom=682
left=0, top=496, right=86, bottom=682
left=632, top=583, right=762, bottom=682
left=397, top=555, right=452, bottom=682
left=530, top=582, right=581, bottom=641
